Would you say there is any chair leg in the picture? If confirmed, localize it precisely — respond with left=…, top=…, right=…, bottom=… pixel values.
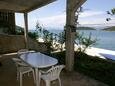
left=39, top=71, right=41, bottom=86
left=19, top=72, right=22, bottom=86
left=32, top=70, right=36, bottom=84
left=58, top=78, right=61, bottom=86
left=45, top=80, right=50, bottom=86
left=27, top=72, right=30, bottom=76
left=16, top=67, right=19, bottom=80
left=17, top=71, right=19, bottom=80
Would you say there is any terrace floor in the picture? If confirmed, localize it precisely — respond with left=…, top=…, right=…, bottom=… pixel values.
left=0, top=53, right=108, bottom=86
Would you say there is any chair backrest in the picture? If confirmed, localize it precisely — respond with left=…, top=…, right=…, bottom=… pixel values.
left=46, top=65, right=65, bottom=81
left=17, top=49, right=29, bottom=56
left=12, top=58, right=28, bottom=67
left=12, top=57, right=21, bottom=62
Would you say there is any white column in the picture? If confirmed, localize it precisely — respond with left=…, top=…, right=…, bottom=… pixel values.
left=65, top=2, right=75, bottom=71
left=24, top=13, right=29, bottom=49
left=65, top=0, right=86, bottom=71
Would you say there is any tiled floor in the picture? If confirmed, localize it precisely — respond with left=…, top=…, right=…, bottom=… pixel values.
left=0, top=54, right=108, bottom=86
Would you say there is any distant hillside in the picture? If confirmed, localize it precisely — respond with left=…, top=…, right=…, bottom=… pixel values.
left=76, top=27, right=96, bottom=30
left=15, top=26, right=24, bottom=34
left=102, top=26, right=115, bottom=31
left=16, top=26, right=24, bottom=30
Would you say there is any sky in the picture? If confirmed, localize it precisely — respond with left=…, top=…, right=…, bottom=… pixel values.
left=15, top=0, right=115, bottom=30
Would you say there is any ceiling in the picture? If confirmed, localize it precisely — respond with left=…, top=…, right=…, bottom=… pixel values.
left=0, top=0, right=56, bottom=13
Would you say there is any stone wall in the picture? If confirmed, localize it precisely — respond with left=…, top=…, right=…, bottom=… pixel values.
left=0, top=34, right=49, bottom=54
left=0, top=11, right=15, bottom=34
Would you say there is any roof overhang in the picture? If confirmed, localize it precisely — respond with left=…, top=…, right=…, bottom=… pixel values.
left=0, top=0, right=56, bottom=13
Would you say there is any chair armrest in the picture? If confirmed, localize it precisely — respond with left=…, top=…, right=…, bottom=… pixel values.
left=39, top=70, right=47, bottom=74
left=16, top=61, right=29, bottom=67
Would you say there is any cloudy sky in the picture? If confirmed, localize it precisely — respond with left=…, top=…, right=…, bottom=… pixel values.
left=15, top=0, right=115, bottom=30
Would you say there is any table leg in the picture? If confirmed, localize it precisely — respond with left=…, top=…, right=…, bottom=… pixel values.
left=35, top=68, right=39, bottom=86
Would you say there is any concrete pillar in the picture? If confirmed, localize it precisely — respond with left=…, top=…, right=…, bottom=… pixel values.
left=24, top=13, right=29, bottom=49
left=65, top=1, right=76, bottom=71
left=65, top=0, right=86, bottom=71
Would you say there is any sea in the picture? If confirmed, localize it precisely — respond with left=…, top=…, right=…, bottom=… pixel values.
left=48, top=29, right=115, bottom=51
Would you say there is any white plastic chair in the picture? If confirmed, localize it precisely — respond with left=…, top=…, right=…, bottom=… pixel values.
left=12, top=57, right=35, bottom=86
left=17, top=49, right=31, bottom=79
left=12, top=49, right=35, bottom=86
left=39, top=65, right=65, bottom=86
left=17, top=49, right=35, bottom=56
left=17, top=49, right=29, bottom=56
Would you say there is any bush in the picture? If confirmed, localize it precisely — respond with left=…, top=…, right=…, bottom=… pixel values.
left=51, top=51, right=115, bottom=86
left=28, top=31, right=38, bottom=40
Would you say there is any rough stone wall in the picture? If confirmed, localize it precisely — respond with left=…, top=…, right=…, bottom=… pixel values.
left=0, top=34, right=49, bottom=54
left=28, top=38, right=49, bottom=53
left=0, top=11, right=16, bottom=34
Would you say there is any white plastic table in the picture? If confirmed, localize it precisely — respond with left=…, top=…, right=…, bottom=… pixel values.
left=20, top=52, right=58, bottom=86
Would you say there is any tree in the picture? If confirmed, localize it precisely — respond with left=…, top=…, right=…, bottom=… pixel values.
left=75, top=32, right=97, bottom=52
left=75, top=7, right=83, bottom=26
left=58, top=31, right=65, bottom=51
left=35, top=22, right=66, bottom=52
left=74, top=7, right=98, bottom=52
left=106, top=8, right=115, bottom=21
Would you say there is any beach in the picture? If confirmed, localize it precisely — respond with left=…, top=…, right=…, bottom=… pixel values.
left=84, top=47, right=115, bottom=60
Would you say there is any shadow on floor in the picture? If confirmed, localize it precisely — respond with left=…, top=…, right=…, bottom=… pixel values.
left=0, top=54, right=108, bottom=86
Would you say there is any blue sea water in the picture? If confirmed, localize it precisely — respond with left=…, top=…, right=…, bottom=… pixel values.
left=77, top=30, right=115, bottom=51
left=49, top=29, right=115, bottom=51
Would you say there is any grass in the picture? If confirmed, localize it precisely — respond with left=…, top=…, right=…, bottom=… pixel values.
left=50, top=51, right=115, bottom=86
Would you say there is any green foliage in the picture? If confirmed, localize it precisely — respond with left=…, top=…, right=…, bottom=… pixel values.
left=102, top=26, right=115, bottom=31
left=35, top=22, right=66, bottom=52
left=15, top=22, right=96, bottom=53
left=28, top=31, right=39, bottom=40
left=111, top=8, right=115, bottom=15
left=51, top=51, right=115, bottom=86
left=35, top=22, right=43, bottom=38
left=57, top=31, right=65, bottom=51
left=15, top=26, right=24, bottom=35
left=51, top=51, right=65, bottom=64
left=81, top=33, right=97, bottom=49
left=15, top=26, right=39, bottom=39
left=36, top=23, right=97, bottom=53
left=15, top=24, right=64, bottom=53
left=106, top=8, right=115, bottom=21
left=36, top=22, right=53, bottom=43
left=35, top=22, right=54, bottom=53
left=107, top=8, right=115, bottom=15
left=75, top=32, right=97, bottom=52
left=74, top=52, right=115, bottom=86
left=76, top=27, right=96, bottom=30
left=42, top=29, right=51, bottom=42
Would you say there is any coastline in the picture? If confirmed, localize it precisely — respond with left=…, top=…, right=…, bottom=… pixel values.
left=38, top=38, right=115, bottom=60
left=84, top=47, right=115, bottom=60
left=74, top=44, right=115, bottom=60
